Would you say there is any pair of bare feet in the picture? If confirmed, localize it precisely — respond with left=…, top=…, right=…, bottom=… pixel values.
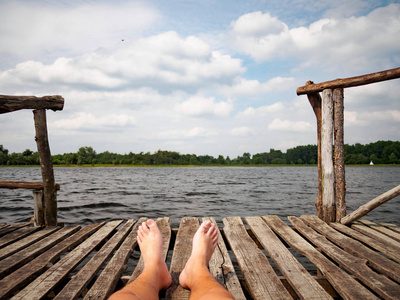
left=110, top=219, right=233, bottom=300
left=136, top=219, right=219, bottom=292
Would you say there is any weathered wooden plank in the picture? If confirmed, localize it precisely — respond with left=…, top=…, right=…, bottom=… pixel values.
left=0, top=180, right=60, bottom=190
left=128, top=217, right=171, bottom=284
left=302, top=215, right=400, bottom=282
left=54, top=219, right=136, bottom=300
left=0, top=94, right=64, bottom=113
left=351, top=222, right=400, bottom=250
left=203, top=217, right=246, bottom=300
left=0, top=224, right=86, bottom=300
left=223, top=216, right=291, bottom=300
left=358, top=219, right=400, bottom=242
left=0, top=226, right=56, bottom=260
left=296, top=67, right=400, bottom=95
left=331, top=222, right=400, bottom=263
left=11, top=220, right=123, bottom=300
left=0, top=227, right=60, bottom=277
left=245, top=216, right=332, bottom=300
left=84, top=218, right=146, bottom=300
left=0, top=223, right=29, bottom=238
left=0, top=226, right=41, bottom=249
left=378, top=221, right=400, bottom=234
left=290, top=216, right=400, bottom=299
left=165, top=217, right=200, bottom=300
left=263, top=215, right=378, bottom=300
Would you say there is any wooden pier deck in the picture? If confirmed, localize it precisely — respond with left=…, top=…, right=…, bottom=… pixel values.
left=0, top=216, right=399, bottom=300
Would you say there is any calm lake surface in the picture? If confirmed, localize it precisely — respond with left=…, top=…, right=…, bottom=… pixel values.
left=1, top=166, right=399, bottom=227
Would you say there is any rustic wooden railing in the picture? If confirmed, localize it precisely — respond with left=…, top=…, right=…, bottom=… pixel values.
left=0, top=95, right=64, bottom=226
left=297, top=67, right=400, bottom=223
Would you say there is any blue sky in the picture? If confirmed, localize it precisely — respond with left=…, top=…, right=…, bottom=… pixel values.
left=0, top=0, right=399, bottom=158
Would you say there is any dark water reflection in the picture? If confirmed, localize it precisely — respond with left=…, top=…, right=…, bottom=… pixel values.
left=1, top=166, right=399, bottom=227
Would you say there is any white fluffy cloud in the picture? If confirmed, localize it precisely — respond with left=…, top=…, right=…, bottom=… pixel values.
left=0, top=31, right=244, bottom=93
left=231, top=127, right=256, bottom=136
left=231, top=4, right=400, bottom=70
left=174, top=95, right=232, bottom=117
left=220, top=76, right=295, bottom=96
left=268, top=118, right=314, bottom=132
left=51, top=112, right=136, bottom=132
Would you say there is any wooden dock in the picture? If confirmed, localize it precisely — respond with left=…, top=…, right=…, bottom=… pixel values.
left=0, top=216, right=399, bottom=300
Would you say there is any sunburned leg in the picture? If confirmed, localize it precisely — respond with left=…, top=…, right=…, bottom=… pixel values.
left=109, top=219, right=172, bottom=300
left=179, top=221, right=234, bottom=300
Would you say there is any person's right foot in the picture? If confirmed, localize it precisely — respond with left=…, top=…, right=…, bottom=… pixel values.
left=179, top=220, right=219, bottom=289
left=137, top=219, right=172, bottom=290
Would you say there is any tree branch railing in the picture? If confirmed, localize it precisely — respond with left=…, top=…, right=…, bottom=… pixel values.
left=296, top=67, right=400, bottom=95
left=297, top=67, right=400, bottom=224
left=0, top=181, right=60, bottom=190
left=0, top=94, right=64, bottom=226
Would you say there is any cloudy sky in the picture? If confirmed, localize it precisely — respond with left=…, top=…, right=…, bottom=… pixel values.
left=1, top=0, right=399, bottom=158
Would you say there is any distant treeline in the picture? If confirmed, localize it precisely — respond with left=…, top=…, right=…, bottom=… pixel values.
left=1, top=141, right=399, bottom=166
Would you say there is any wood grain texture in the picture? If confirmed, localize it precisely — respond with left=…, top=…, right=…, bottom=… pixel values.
left=223, top=216, right=291, bottom=300
left=0, top=224, right=89, bottom=300
left=0, top=226, right=40, bottom=249
left=263, top=215, right=378, bottom=300
left=290, top=216, right=400, bottom=299
left=0, top=180, right=60, bottom=190
left=297, top=67, right=400, bottom=95
left=203, top=217, right=246, bottom=300
left=321, top=89, right=335, bottom=222
left=302, top=215, right=400, bottom=282
left=306, top=90, right=323, bottom=219
left=11, top=220, right=123, bottom=300
left=333, top=88, right=346, bottom=221
left=0, top=95, right=64, bottom=113
left=54, top=219, right=136, bottom=300
left=0, top=227, right=61, bottom=277
left=84, top=218, right=146, bottom=300
left=358, top=219, right=400, bottom=242
left=165, top=217, right=199, bottom=300
left=245, top=216, right=332, bottom=300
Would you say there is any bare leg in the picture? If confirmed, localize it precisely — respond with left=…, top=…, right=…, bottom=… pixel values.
left=109, top=219, right=172, bottom=300
left=179, top=221, right=234, bottom=300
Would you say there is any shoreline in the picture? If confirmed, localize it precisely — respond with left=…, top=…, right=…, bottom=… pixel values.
left=1, top=164, right=399, bottom=168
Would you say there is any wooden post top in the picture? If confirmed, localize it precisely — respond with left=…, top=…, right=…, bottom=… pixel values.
left=0, top=95, right=64, bottom=114
left=297, top=67, right=400, bottom=95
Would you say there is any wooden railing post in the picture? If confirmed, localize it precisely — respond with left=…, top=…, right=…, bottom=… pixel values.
left=334, top=88, right=346, bottom=221
left=298, top=67, right=400, bottom=223
left=321, top=89, right=335, bottom=223
left=306, top=85, right=323, bottom=219
left=33, top=190, right=45, bottom=226
left=33, top=109, right=57, bottom=226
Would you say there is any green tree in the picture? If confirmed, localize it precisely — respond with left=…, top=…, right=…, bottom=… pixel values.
left=0, top=145, right=9, bottom=165
left=389, top=152, right=399, bottom=164
left=77, top=146, right=97, bottom=164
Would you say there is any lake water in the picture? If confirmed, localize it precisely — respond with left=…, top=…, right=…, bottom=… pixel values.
left=1, top=166, right=399, bottom=227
